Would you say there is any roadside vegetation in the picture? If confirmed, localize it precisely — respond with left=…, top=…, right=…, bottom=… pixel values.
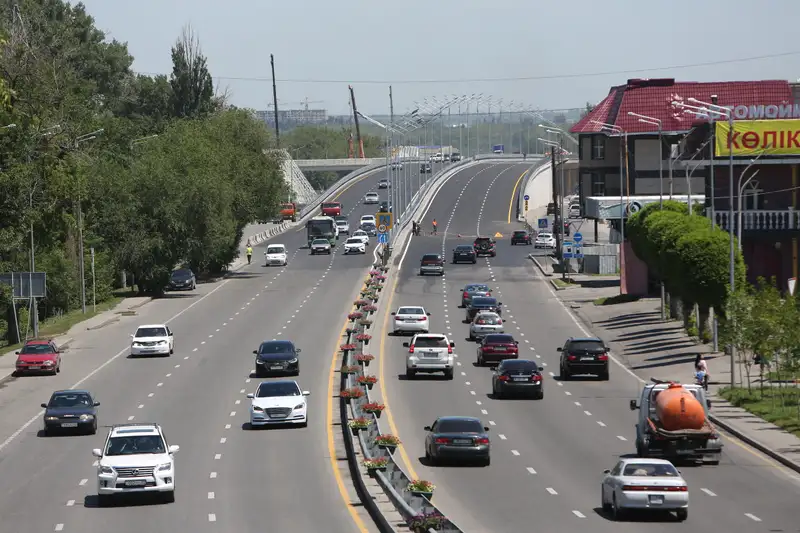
left=0, top=1, right=286, bottom=347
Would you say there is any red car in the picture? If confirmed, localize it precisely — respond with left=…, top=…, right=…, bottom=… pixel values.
left=321, top=201, right=342, bottom=217
left=476, top=334, right=519, bottom=366
left=15, top=339, right=62, bottom=375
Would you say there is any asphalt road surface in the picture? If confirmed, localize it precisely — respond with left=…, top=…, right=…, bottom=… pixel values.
left=378, top=162, right=800, bottom=532
left=0, top=167, right=419, bottom=533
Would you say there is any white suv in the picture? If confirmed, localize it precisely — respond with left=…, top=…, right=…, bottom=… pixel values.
left=93, top=423, right=179, bottom=505
left=403, top=333, right=455, bottom=380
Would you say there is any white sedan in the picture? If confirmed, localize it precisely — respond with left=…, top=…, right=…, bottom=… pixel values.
left=130, top=324, right=174, bottom=356
left=601, top=458, right=688, bottom=521
left=264, top=244, right=288, bottom=266
left=343, top=237, right=367, bottom=254
left=534, top=232, right=556, bottom=249
left=350, top=230, right=370, bottom=245
left=364, top=192, right=380, bottom=204
left=247, top=380, right=310, bottom=428
left=391, top=306, right=431, bottom=335
left=360, top=215, right=376, bottom=226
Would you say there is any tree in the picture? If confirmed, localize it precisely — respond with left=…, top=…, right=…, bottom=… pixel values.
left=169, top=26, right=214, bottom=119
left=721, top=287, right=756, bottom=389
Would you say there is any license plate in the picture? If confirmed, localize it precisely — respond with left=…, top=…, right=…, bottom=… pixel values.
left=677, top=449, right=694, bottom=455
left=61, top=422, right=78, bottom=428
left=512, top=377, right=528, bottom=382
left=453, top=439, right=471, bottom=445
left=580, top=357, right=593, bottom=361
left=423, top=352, right=437, bottom=358
left=28, top=366, right=40, bottom=370
left=649, top=495, right=664, bottom=504
left=124, top=480, right=148, bottom=487
left=270, top=365, right=282, bottom=370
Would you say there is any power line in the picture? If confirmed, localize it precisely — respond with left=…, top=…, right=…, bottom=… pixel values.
left=137, top=50, right=800, bottom=85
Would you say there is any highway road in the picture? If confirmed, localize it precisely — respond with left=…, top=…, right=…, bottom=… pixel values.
left=378, top=162, right=800, bottom=532
left=0, top=166, right=416, bottom=533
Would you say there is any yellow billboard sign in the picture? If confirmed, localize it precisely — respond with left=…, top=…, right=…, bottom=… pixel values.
left=715, top=119, right=800, bottom=156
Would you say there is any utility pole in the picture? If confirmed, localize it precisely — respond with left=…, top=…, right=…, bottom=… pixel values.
left=389, top=86, right=395, bottom=246
left=270, top=54, right=280, bottom=147
left=78, top=197, right=86, bottom=313
left=551, top=148, right=562, bottom=271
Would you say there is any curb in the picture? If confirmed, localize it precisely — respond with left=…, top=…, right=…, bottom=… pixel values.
left=549, top=279, right=565, bottom=291
left=708, top=413, right=800, bottom=474
left=528, top=253, right=553, bottom=277
left=127, top=298, right=153, bottom=311
left=86, top=317, right=120, bottom=331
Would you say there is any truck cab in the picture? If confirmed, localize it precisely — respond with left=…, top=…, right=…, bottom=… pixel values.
left=278, top=202, right=297, bottom=223
left=629, top=380, right=722, bottom=464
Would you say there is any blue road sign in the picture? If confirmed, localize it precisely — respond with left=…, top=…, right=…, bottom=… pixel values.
left=573, top=232, right=583, bottom=243
left=378, top=233, right=388, bottom=244
left=562, top=241, right=574, bottom=259
left=538, top=218, right=548, bottom=229
left=524, top=194, right=530, bottom=201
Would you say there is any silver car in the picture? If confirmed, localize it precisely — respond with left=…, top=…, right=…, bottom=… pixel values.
left=469, top=311, right=504, bottom=341
left=460, top=283, right=492, bottom=307
left=310, top=238, right=331, bottom=255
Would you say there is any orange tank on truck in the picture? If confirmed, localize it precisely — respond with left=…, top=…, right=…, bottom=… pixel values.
left=654, top=383, right=706, bottom=431
left=280, top=203, right=297, bottom=222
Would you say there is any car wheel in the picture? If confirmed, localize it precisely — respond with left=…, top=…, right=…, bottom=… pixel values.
left=676, top=509, right=687, bottom=521
left=600, top=370, right=610, bottom=381
left=482, top=456, right=491, bottom=466
left=443, top=369, right=454, bottom=380
left=418, top=270, right=424, bottom=276
left=472, top=259, right=476, bottom=264
left=255, top=369, right=265, bottom=378
left=535, top=390, right=544, bottom=400
left=468, top=332, right=474, bottom=341
left=91, top=420, right=98, bottom=435
left=405, top=369, right=415, bottom=379
left=705, top=459, right=720, bottom=466
left=163, top=490, right=175, bottom=504
left=477, top=354, right=483, bottom=366
left=561, top=365, right=571, bottom=380
left=601, top=487, right=612, bottom=512
left=612, top=494, right=624, bottom=520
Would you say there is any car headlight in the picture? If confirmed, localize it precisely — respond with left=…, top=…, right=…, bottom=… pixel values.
left=252, top=406, right=264, bottom=412
left=79, top=414, right=94, bottom=421
left=287, top=358, right=298, bottom=364
left=157, top=462, right=172, bottom=472
left=294, top=403, right=305, bottom=410
left=45, top=416, right=58, bottom=421
left=99, top=466, right=114, bottom=475
left=43, top=360, right=54, bottom=365
left=158, top=340, right=167, bottom=345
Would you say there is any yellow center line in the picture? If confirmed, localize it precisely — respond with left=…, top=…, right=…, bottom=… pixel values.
left=507, top=169, right=529, bottom=224
left=295, top=168, right=384, bottom=232
left=326, top=290, right=371, bottom=533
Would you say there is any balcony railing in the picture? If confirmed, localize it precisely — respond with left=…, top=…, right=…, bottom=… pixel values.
left=714, top=209, right=798, bottom=232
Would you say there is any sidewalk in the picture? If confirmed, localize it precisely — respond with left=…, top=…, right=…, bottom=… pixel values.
left=540, top=265, right=800, bottom=473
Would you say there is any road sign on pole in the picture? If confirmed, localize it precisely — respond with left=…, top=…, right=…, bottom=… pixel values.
left=378, top=233, right=388, bottom=244
left=562, top=241, right=574, bottom=259
left=524, top=194, right=530, bottom=201
left=524, top=200, right=529, bottom=211
left=573, top=232, right=583, bottom=244
left=574, top=242, right=584, bottom=259
left=538, top=218, right=548, bottom=229
left=377, top=212, right=393, bottom=229
left=378, top=224, right=387, bottom=233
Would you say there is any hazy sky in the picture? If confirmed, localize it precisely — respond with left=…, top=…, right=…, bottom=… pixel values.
left=79, top=0, right=800, bottom=115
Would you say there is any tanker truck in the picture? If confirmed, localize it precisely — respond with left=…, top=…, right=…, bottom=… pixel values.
left=629, top=378, right=722, bottom=464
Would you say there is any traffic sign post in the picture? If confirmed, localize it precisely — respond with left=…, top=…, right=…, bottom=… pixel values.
left=524, top=194, right=530, bottom=201
left=573, top=232, right=583, bottom=244
left=538, top=218, right=548, bottom=229
left=378, top=233, right=388, bottom=244
left=378, top=224, right=387, bottom=234
left=574, top=242, right=584, bottom=259
left=524, top=200, right=529, bottom=211
left=377, top=212, right=393, bottom=230
left=562, top=241, right=574, bottom=259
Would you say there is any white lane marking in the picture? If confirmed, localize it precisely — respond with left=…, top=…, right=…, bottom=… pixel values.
left=66, top=500, right=75, bottom=506
left=240, top=389, right=245, bottom=393
left=489, top=421, right=496, bottom=426
left=235, top=399, right=241, bottom=405
left=744, top=513, right=761, bottom=522
left=511, top=450, right=520, bottom=456
left=165, top=373, right=172, bottom=377
left=465, top=381, right=471, bottom=386
left=230, top=411, right=236, bottom=417
left=210, top=472, right=217, bottom=478
left=246, top=378, right=251, bottom=383
left=584, top=411, right=592, bottom=416
left=574, top=401, right=581, bottom=406
left=157, top=382, right=163, bottom=387
left=220, top=437, right=227, bottom=444
left=208, top=514, right=217, bottom=522
left=225, top=424, right=231, bottom=429
left=701, top=488, right=717, bottom=496
left=616, top=435, right=627, bottom=441
left=557, top=382, right=563, bottom=387
left=0, top=276, right=234, bottom=453
left=215, top=328, right=220, bottom=332
left=564, top=391, right=572, bottom=396
left=183, top=356, right=189, bottom=360
left=92, top=460, right=99, bottom=466
left=526, top=467, right=537, bottom=474
left=79, top=479, right=87, bottom=486
left=55, top=525, right=64, bottom=532
left=461, top=372, right=466, bottom=376
left=193, top=348, right=198, bottom=352
left=215, top=453, right=222, bottom=460
left=481, top=409, right=488, bottom=415
left=548, top=371, right=555, bottom=377
left=174, top=364, right=180, bottom=368
left=498, top=434, right=507, bottom=440
left=127, top=416, right=135, bottom=421
left=201, top=341, right=206, bottom=345
left=546, top=487, right=558, bottom=495
left=138, top=404, right=144, bottom=409
left=597, top=421, right=606, bottom=427
left=470, top=391, right=476, bottom=395
left=208, top=492, right=215, bottom=499
left=572, top=510, right=586, bottom=518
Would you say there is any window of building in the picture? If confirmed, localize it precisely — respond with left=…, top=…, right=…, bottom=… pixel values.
left=591, top=173, right=605, bottom=196
left=591, top=136, right=605, bottom=160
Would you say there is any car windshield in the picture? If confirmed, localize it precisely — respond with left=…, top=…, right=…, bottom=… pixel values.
left=472, top=297, right=496, bottom=306
left=466, top=284, right=490, bottom=293
left=346, top=238, right=362, bottom=244
left=49, top=393, right=92, bottom=408
left=538, top=233, right=552, bottom=239
left=366, top=194, right=378, bottom=198
left=436, top=419, right=483, bottom=433
left=256, top=382, right=300, bottom=397
left=258, top=342, right=294, bottom=354
left=414, top=336, right=448, bottom=348
left=623, top=463, right=680, bottom=477
left=336, top=221, right=347, bottom=226
left=475, top=238, right=490, bottom=243
left=106, top=435, right=166, bottom=456
left=398, top=307, right=424, bottom=315
left=312, top=239, right=329, bottom=245
left=513, top=231, right=527, bottom=236
left=171, top=269, right=192, bottom=280
left=568, top=340, right=605, bottom=351
left=474, top=314, right=501, bottom=325
left=322, top=203, right=339, bottom=209
left=422, top=255, right=441, bottom=263
left=486, top=334, right=514, bottom=343
left=266, top=246, right=284, bottom=254
left=456, top=246, right=473, bottom=251
left=335, top=216, right=347, bottom=222
left=20, top=343, right=55, bottom=354
left=500, top=361, right=538, bottom=372
left=135, top=327, right=167, bottom=338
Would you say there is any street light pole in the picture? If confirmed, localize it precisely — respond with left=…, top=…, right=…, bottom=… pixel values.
left=73, top=129, right=104, bottom=314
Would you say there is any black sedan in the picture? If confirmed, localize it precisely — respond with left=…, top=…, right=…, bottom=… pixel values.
left=452, top=245, right=477, bottom=264
left=465, top=296, right=502, bottom=322
left=168, top=268, right=196, bottom=291
left=42, top=389, right=99, bottom=435
left=254, top=340, right=301, bottom=377
left=510, top=230, right=532, bottom=245
left=492, top=359, right=544, bottom=399
left=424, top=416, right=491, bottom=466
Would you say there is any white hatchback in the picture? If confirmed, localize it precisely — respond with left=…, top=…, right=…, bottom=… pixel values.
left=601, top=458, right=689, bottom=521
left=344, top=237, right=366, bottom=254
left=404, top=333, right=455, bottom=379
left=264, top=244, right=288, bottom=266
left=535, top=232, right=556, bottom=249
left=391, top=306, right=431, bottom=334
left=130, top=325, right=174, bottom=356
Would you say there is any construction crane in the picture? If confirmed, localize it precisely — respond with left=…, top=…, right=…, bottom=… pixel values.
left=267, top=98, right=323, bottom=111
left=349, top=85, right=365, bottom=159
